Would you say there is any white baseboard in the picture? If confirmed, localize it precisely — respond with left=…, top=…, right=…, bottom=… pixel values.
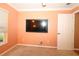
left=0, top=44, right=17, bottom=56
left=74, top=48, right=79, bottom=50
left=1, top=44, right=79, bottom=55
left=17, top=44, right=57, bottom=49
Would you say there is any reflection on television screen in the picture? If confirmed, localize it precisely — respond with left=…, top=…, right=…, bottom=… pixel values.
left=26, top=19, right=48, bottom=33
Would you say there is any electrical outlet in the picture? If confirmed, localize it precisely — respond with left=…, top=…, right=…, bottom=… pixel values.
left=40, top=41, right=43, bottom=45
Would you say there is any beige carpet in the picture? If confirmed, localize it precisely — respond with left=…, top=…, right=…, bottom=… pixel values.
left=2, top=45, right=79, bottom=56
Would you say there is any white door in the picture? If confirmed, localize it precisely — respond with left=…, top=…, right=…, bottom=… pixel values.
left=57, top=14, right=74, bottom=50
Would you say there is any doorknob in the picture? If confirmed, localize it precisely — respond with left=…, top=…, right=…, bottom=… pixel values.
left=57, top=33, right=61, bottom=35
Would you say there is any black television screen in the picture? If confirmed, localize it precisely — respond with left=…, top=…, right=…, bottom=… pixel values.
left=26, top=19, right=48, bottom=33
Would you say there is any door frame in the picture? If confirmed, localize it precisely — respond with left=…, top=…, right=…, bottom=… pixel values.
left=72, top=10, right=79, bottom=50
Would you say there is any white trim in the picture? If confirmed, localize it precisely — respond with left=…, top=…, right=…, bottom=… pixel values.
left=17, top=44, right=57, bottom=49
left=0, top=44, right=17, bottom=56
left=17, top=8, right=73, bottom=11
left=0, top=8, right=9, bottom=13
left=72, top=12, right=75, bottom=50
left=7, top=3, right=78, bottom=11
left=0, top=42, right=6, bottom=46
left=74, top=48, right=79, bottom=50
left=72, top=10, right=79, bottom=14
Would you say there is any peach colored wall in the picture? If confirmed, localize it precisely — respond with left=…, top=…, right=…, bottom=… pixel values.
left=18, top=10, right=72, bottom=47
left=18, top=11, right=57, bottom=47
left=0, top=3, right=18, bottom=54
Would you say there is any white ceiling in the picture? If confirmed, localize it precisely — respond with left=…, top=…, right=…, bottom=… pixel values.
left=8, top=3, right=79, bottom=11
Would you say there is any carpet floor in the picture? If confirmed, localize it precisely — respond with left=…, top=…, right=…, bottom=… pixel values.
left=2, top=45, right=79, bottom=56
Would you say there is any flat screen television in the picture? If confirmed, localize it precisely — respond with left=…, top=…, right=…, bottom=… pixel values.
left=26, top=19, right=48, bottom=33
